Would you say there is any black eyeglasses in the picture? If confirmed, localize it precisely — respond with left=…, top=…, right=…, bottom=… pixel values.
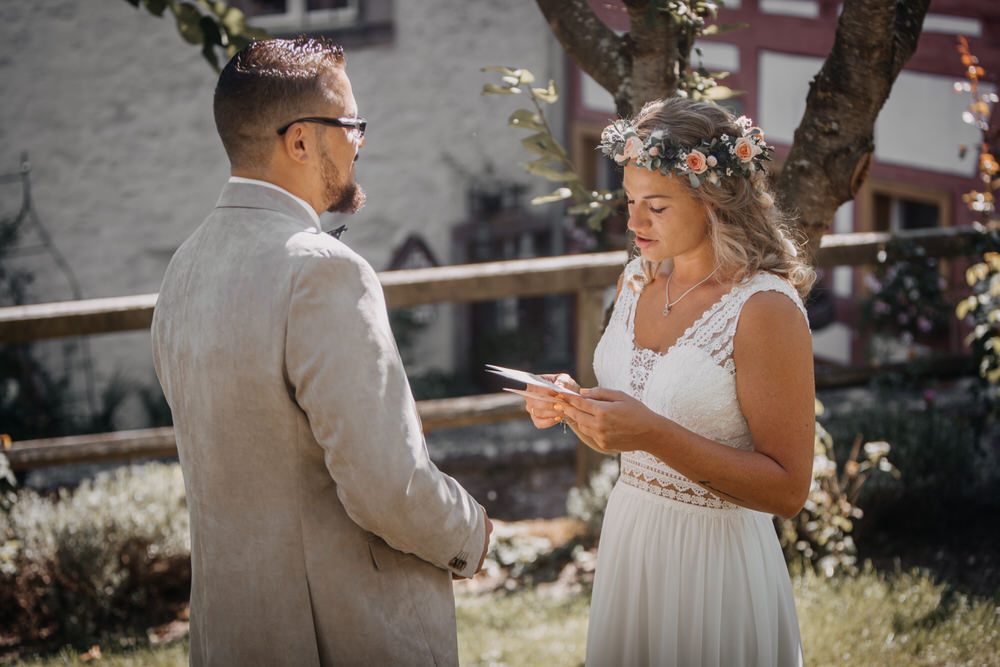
left=276, top=116, right=367, bottom=137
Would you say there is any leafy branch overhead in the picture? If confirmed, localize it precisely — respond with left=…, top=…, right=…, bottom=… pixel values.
left=123, top=0, right=270, bottom=72
left=482, top=66, right=622, bottom=230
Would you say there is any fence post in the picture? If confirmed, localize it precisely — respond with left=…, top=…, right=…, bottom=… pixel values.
left=575, top=286, right=611, bottom=487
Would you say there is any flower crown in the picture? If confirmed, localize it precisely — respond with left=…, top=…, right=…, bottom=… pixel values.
left=598, top=114, right=773, bottom=188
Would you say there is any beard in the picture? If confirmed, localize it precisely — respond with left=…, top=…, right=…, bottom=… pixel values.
left=321, top=149, right=366, bottom=214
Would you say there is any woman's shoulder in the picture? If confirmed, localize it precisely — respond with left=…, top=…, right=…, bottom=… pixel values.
left=734, top=272, right=809, bottom=333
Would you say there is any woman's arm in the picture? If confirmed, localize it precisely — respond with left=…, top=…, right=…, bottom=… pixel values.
left=557, top=290, right=814, bottom=518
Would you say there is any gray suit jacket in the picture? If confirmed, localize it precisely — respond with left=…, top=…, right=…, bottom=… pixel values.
left=151, top=181, right=485, bottom=666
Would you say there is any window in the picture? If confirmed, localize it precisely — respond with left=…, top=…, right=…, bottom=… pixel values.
left=229, top=0, right=360, bottom=33
left=857, top=178, right=951, bottom=236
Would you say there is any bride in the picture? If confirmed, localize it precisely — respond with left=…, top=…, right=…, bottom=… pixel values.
left=523, top=97, right=814, bottom=666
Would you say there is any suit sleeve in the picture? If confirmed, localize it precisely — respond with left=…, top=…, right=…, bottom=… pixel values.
left=285, top=251, right=485, bottom=578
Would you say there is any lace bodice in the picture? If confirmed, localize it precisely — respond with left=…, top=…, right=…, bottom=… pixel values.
left=593, top=257, right=809, bottom=509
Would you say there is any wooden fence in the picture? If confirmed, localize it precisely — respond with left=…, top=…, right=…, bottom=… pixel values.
left=0, top=226, right=985, bottom=478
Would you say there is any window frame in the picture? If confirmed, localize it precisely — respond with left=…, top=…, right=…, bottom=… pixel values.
left=231, top=0, right=360, bottom=33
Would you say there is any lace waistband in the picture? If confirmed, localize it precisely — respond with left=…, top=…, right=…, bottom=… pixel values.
left=618, top=455, right=740, bottom=511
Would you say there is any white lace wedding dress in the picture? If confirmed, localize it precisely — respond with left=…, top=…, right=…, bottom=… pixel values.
left=585, top=257, right=806, bottom=666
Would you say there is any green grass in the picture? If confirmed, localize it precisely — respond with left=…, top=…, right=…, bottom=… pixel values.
left=456, top=587, right=590, bottom=666
left=796, top=565, right=1000, bottom=667
left=10, top=640, right=189, bottom=667
left=7, top=567, right=999, bottom=666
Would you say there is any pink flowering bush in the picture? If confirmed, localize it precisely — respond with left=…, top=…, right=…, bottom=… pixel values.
left=859, top=243, right=951, bottom=350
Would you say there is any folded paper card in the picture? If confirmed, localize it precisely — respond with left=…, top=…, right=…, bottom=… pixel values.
left=484, top=364, right=581, bottom=397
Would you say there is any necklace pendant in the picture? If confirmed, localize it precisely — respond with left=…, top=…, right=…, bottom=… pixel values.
left=662, top=304, right=671, bottom=316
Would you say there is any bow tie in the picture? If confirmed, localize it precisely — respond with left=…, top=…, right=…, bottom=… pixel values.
left=329, top=225, right=347, bottom=239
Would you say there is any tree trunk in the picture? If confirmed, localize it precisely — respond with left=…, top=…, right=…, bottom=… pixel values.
left=536, top=0, right=932, bottom=260
left=774, top=0, right=932, bottom=261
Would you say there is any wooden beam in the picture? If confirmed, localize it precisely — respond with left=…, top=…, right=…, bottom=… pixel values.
left=0, top=227, right=987, bottom=343
left=0, top=293, right=158, bottom=343
left=815, top=227, right=983, bottom=268
left=4, top=393, right=529, bottom=471
left=380, top=251, right=628, bottom=308
left=0, top=252, right=630, bottom=343
left=3, top=354, right=977, bottom=472
left=574, top=286, right=612, bottom=486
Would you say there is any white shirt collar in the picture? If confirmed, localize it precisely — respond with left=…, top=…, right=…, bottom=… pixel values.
left=227, top=176, right=321, bottom=228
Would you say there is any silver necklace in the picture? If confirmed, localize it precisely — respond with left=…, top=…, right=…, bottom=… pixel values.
left=663, top=265, right=720, bottom=315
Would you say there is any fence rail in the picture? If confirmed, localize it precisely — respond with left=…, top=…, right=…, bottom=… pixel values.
left=0, top=226, right=986, bottom=475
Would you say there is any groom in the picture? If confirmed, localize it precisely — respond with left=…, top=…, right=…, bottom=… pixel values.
left=152, top=37, right=491, bottom=666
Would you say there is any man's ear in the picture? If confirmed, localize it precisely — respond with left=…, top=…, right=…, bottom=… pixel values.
left=280, top=124, right=311, bottom=165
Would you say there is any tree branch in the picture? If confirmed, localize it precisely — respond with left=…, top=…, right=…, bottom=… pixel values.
left=774, top=0, right=931, bottom=260
left=622, top=0, right=683, bottom=113
left=535, top=0, right=629, bottom=112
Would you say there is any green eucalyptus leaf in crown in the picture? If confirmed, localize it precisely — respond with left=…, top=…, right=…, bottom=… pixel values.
left=598, top=115, right=773, bottom=188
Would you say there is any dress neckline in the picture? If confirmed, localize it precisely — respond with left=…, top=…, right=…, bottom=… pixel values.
left=628, top=277, right=742, bottom=359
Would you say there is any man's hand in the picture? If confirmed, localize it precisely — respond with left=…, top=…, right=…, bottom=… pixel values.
left=475, top=505, right=493, bottom=574
left=455, top=505, right=493, bottom=580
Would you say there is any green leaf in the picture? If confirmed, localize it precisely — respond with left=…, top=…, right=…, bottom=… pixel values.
left=199, top=15, right=223, bottom=45
left=700, top=85, right=739, bottom=100
left=586, top=204, right=615, bottom=230
left=520, top=132, right=563, bottom=159
left=568, top=201, right=600, bottom=215
left=199, top=17, right=222, bottom=70
left=172, top=2, right=204, bottom=45
left=482, top=84, right=520, bottom=96
left=141, top=0, right=167, bottom=16
left=508, top=109, right=544, bottom=132
left=482, top=65, right=519, bottom=76
left=702, top=21, right=749, bottom=36
left=214, top=4, right=248, bottom=37
left=522, top=159, right=578, bottom=182
left=515, top=69, right=536, bottom=85
left=531, top=80, right=559, bottom=104
left=531, top=188, right=573, bottom=205
left=956, top=296, right=976, bottom=319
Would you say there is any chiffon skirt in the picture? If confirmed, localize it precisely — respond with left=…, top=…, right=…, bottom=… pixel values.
left=585, top=482, right=804, bottom=667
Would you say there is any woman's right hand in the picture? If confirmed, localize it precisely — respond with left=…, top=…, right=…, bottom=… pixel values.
left=524, top=373, right=580, bottom=429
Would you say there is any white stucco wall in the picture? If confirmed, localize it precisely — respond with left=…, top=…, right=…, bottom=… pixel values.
left=0, top=1, right=563, bottom=428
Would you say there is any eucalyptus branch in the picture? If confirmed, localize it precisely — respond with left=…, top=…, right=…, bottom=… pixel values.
left=122, top=0, right=271, bottom=72
left=482, top=66, right=623, bottom=231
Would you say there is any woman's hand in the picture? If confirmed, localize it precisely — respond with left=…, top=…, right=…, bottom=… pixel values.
left=523, top=373, right=579, bottom=429
left=555, top=387, right=658, bottom=455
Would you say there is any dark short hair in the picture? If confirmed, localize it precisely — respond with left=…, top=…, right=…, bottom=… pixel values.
left=213, top=37, right=346, bottom=168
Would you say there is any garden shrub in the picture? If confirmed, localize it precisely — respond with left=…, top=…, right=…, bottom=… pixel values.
left=820, top=394, right=988, bottom=519
left=0, top=462, right=190, bottom=647
left=777, top=401, right=899, bottom=577
left=566, top=457, right=619, bottom=542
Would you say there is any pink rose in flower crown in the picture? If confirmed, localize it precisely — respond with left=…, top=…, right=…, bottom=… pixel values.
left=684, top=150, right=708, bottom=174
left=623, top=135, right=644, bottom=161
left=734, top=137, right=761, bottom=162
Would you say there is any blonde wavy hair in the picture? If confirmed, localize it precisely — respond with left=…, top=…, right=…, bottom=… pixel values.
left=625, top=98, right=815, bottom=297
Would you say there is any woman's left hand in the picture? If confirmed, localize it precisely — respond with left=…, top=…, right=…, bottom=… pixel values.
left=556, top=387, right=657, bottom=455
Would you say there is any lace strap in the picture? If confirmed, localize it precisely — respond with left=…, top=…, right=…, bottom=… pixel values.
left=608, top=256, right=645, bottom=334
left=690, top=272, right=808, bottom=373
